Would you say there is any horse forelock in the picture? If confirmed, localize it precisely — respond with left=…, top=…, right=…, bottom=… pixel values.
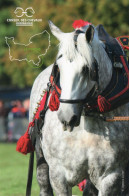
left=57, top=29, right=112, bottom=91
left=58, top=32, right=93, bottom=69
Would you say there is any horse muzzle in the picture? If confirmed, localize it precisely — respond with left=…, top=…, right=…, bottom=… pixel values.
left=57, top=103, right=82, bottom=131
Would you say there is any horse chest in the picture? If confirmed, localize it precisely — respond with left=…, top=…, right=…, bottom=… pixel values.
left=43, top=112, right=113, bottom=176
left=42, top=109, right=129, bottom=189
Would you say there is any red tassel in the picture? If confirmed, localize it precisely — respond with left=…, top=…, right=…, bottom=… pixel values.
left=16, top=92, right=48, bottom=155
left=16, top=125, right=34, bottom=155
left=97, top=95, right=111, bottom=112
left=49, top=89, right=60, bottom=111
left=78, top=179, right=87, bottom=191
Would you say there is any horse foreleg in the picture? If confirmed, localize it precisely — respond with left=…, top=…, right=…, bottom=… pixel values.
left=98, top=171, right=122, bottom=196
left=49, top=168, right=72, bottom=196
left=35, top=138, right=54, bottom=196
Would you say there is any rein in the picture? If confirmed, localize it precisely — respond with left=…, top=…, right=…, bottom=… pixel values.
left=105, top=116, right=129, bottom=122
left=60, top=99, right=86, bottom=104
left=59, top=85, right=97, bottom=104
left=84, top=113, right=129, bottom=122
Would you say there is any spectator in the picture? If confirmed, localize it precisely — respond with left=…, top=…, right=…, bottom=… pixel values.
left=11, top=100, right=26, bottom=118
left=0, top=100, right=5, bottom=117
left=23, top=98, right=30, bottom=118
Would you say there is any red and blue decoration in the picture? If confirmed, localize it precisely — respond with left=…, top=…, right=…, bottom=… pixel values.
left=116, top=36, right=129, bottom=50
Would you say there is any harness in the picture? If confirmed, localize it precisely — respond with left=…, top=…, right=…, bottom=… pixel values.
left=55, top=26, right=129, bottom=118
left=86, top=25, right=129, bottom=113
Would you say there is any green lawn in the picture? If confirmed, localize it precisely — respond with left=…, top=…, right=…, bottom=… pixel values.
left=0, top=143, right=82, bottom=196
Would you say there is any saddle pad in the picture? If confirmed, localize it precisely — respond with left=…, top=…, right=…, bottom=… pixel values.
left=116, top=36, right=129, bottom=50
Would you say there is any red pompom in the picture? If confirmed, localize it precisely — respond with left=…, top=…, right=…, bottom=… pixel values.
left=78, top=179, right=87, bottom=191
left=16, top=126, right=34, bottom=155
left=97, top=95, right=111, bottom=112
left=49, top=89, right=60, bottom=111
left=72, top=19, right=91, bottom=29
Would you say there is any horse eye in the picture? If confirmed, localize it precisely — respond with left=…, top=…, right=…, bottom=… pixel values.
left=82, top=66, right=89, bottom=75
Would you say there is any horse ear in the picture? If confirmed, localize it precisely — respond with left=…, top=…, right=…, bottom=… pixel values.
left=85, top=25, right=94, bottom=44
left=48, top=20, right=63, bottom=41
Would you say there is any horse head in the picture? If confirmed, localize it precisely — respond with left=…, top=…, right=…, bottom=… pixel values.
left=49, top=21, right=112, bottom=130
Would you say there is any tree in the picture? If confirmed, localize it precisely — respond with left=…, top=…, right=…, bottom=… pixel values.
left=1, top=0, right=129, bottom=87
left=0, top=0, right=17, bottom=85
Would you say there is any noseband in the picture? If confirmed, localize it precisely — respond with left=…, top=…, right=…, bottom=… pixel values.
left=59, top=99, right=86, bottom=104
left=59, top=85, right=97, bottom=104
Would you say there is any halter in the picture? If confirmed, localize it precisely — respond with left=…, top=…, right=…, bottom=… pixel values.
left=73, top=29, right=84, bottom=49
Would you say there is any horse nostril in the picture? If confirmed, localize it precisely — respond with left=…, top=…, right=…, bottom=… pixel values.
left=69, top=115, right=78, bottom=126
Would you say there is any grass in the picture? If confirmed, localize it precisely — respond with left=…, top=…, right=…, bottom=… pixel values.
left=0, top=143, right=82, bottom=196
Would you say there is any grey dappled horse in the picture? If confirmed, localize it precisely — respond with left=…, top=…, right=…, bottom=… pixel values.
left=29, top=21, right=129, bottom=195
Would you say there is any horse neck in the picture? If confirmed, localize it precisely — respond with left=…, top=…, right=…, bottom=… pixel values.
left=92, top=42, right=112, bottom=91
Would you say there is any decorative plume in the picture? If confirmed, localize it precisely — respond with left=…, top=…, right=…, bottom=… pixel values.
left=72, top=19, right=91, bottom=29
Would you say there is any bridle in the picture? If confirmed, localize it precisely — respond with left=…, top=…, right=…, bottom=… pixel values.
left=59, top=83, right=98, bottom=104
left=59, top=29, right=99, bottom=104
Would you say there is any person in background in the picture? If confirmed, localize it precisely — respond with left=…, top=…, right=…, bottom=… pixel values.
left=23, top=98, right=30, bottom=119
left=11, top=100, right=26, bottom=118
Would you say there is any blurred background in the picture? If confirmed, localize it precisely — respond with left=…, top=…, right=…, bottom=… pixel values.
left=0, top=0, right=129, bottom=142
left=0, top=0, right=129, bottom=195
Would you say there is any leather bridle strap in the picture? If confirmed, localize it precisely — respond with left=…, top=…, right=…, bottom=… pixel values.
left=74, top=29, right=84, bottom=48
left=59, top=99, right=86, bottom=104
left=59, top=85, right=97, bottom=104
left=26, top=152, right=34, bottom=196
left=105, top=116, right=129, bottom=122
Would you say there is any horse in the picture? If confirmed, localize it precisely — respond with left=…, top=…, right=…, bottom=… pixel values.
left=29, top=21, right=129, bottom=195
